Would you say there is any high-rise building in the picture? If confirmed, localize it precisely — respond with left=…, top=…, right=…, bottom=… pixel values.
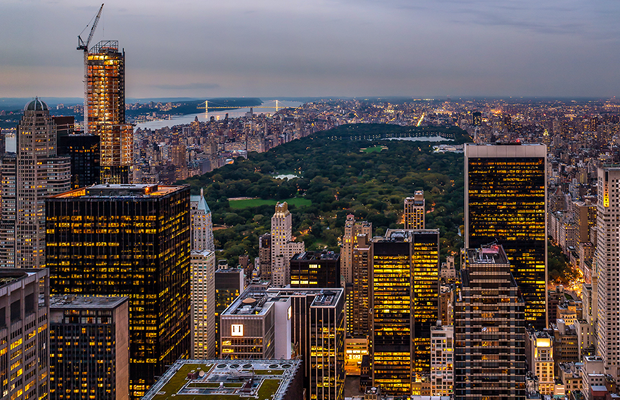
left=49, top=295, right=129, bottom=400
left=340, top=215, right=372, bottom=284
left=191, top=250, right=215, bottom=359
left=290, top=250, right=340, bottom=288
left=214, top=265, right=244, bottom=358
left=271, top=202, right=304, bottom=287
left=351, top=233, right=372, bottom=337
left=595, top=166, right=620, bottom=378
left=472, top=111, right=482, bottom=126
left=0, top=268, right=50, bottom=400
left=526, top=329, right=555, bottom=395
left=57, top=134, right=101, bottom=189
left=190, top=188, right=214, bottom=252
left=465, top=143, right=547, bottom=330
left=265, top=287, right=346, bottom=400
left=258, top=233, right=272, bottom=279
left=371, top=229, right=439, bottom=395
left=430, top=322, right=454, bottom=397
left=455, top=244, right=526, bottom=399
left=404, top=190, right=425, bottom=229
left=0, top=99, right=71, bottom=268
left=46, top=184, right=191, bottom=398
left=86, top=40, right=133, bottom=184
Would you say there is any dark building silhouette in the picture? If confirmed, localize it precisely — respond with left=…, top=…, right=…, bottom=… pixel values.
left=58, top=134, right=101, bottom=189
left=290, top=250, right=340, bottom=288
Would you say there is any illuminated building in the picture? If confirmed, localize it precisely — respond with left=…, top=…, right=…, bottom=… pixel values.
left=455, top=244, right=526, bottom=399
left=0, top=268, right=49, bottom=400
left=46, top=184, right=191, bottom=399
left=465, top=144, right=548, bottom=330
left=271, top=202, right=305, bottom=287
left=220, top=285, right=292, bottom=360
left=191, top=250, right=215, bottom=359
left=0, top=99, right=71, bottom=268
left=344, top=338, right=369, bottom=376
left=265, top=287, right=345, bottom=400
left=371, top=229, right=439, bottom=395
left=404, top=190, right=425, bottom=229
left=49, top=295, right=129, bottom=400
left=290, top=250, right=340, bottom=288
left=86, top=40, right=133, bottom=184
left=258, top=234, right=271, bottom=279
left=341, top=214, right=372, bottom=284
left=142, top=359, right=304, bottom=400
left=57, top=134, right=101, bottom=189
left=214, top=265, right=244, bottom=358
left=595, top=166, right=620, bottom=378
left=472, top=111, right=482, bottom=126
left=190, top=189, right=214, bottom=252
left=525, top=329, right=554, bottom=395
left=351, top=233, right=371, bottom=337
left=430, top=322, right=454, bottom=396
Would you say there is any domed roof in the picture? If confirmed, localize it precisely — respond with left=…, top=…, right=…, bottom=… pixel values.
left=24, top=98, right=48, bottom=112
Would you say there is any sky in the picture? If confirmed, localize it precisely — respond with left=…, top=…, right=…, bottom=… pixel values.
left=2, top=0, right=620, bottom=98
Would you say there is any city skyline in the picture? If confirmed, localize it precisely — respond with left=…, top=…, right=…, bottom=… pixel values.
left=2, top=0, right=620, bottom=98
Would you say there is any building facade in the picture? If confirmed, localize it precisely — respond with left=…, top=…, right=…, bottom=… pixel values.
left=0, top=99, right=71, bottom=268
left=0, top=269, right=49, bottom=400
left=49, top=295, right=129, bottom=400
left=455, top=244, right=526, bottom=399
left=351, top=234, right=372, bottom=337
left=290, top=250, right=341, bottom=288
left=190, top=189, right=214, bottom=252
left=465, top=144, right=548, bottom=330
left=430, top=322, right=454, bottom=397
left=404, top=190, right=425, bottom=229
left=214, top=266, right=244, bottom=358
left=86, top=41, right=133, bottom=184
left=57, top=134, right=101, bottom=189
left=191, top=250, right=215, bottom=359
left=340, top=215, right=372, bottom=284
left=271, top=202, right=304, bottom=287
left=46, top=184, right=191, bottom=399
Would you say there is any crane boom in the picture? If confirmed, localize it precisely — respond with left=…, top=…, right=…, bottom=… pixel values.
left=77, top=4, right=104, bottom=51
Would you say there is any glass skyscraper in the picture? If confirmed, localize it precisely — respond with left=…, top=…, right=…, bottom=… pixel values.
left=465, top=144, right=547, bottom=330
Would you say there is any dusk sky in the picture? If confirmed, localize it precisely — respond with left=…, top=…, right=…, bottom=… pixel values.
left=3, top=0, right=620, bottom=98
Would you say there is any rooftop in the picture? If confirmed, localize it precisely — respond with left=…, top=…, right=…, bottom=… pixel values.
left=50, top=295, right=128, bottom=310
left=51, top=184, right=184, bottom=198
left=291, top=250, right=340, bottom=262
left=142, top=359, right=302, bottom=400
left=466, top=244, right=509, bottom=265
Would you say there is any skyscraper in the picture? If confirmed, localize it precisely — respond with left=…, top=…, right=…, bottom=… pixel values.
left=271, top=202, right=304, bottom=287
left=214, top=265, right=244, bottom=358
left=191, top=250, right=215, bottom=359
left=0, top=99, right=71, bottom=268
left=258, top=233, right=272, bottom=279
left=465, top=143, right=547, bottom=329
left=86, top=40, right=133, bottom=184
left=340, top=215, right=372, bottom=284
left=290, top=250, right=341, bottom=288
left=351, top=233, right=372, bottom=337
left=190, top=188, right=214, bottom=252
left=46, top=184, right=191, bottom=398
left=404, top=190, right=425, bottom=229
left=57, top=133, right=101, bottom=189
left=454, top=244, right=526, bottom=399
left=595, top=166, right=620, bottom=378
left=371, top=229, right=439, bottom=395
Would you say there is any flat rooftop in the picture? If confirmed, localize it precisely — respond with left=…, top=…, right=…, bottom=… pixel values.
left=142, top=359, right=302, bottom=400
left=377, top=229, right=439, bottom=243
left=50, top=295, right=128, bottom=310
left=50, top=184, right=183, bottom=198
left=292, top=251, right=340, bottom=262
left=222, top=290, right=276, bottom=317
left=466, top=244, right=509, bottom=265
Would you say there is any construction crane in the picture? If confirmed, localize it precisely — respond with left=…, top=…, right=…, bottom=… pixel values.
left=77, top=3, right=104, bottom=133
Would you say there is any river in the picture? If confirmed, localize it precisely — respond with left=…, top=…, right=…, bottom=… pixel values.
left=134, top=100, right=302, bottom=131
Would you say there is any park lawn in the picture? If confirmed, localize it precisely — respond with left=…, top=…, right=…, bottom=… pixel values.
left=229, top=197, right=312, bottom=209
left=361, top=145, right=385, bottom=153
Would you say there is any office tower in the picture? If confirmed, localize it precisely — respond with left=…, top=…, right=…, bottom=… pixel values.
left=430, top=322, right=454, bottom=397
left=344, top=338, right=369, bottom=376
left=86, top=40, right=133, bottom=184
left=49, top=295, right=129, bottom=400
left=0, top=268, right=49, bottom=400
left=190, top=188, right=214, bottom=252
left=404, top=190, right=425, bottom=229
left=265, top=287, right=345, bottom=400
left=271, top=202, right=305, bottom=287
left=572, top=199, right=597, bottom=243
left=290, top=250, right=340, bottom=288
left=191, top=250, right=215, bottom=359
left=57, top=134, right=101, bottom=189
left=351, top=233, right=371, bottom=337
left=142, top=359, right=304, bottom=400
left=581, top=356, right=606, bottom=400
left=220, top=285, right=292, bottom=360
left=525, top=329, right=554, bottom=395
left=455, top=244, right=526, bottom=399
left=258, top=233, right=272, bottom=279
left=52, top=116, right=75, bottom=136
left=371, top=229, right=439, bottom=395
left=0, top=99, right=71, bottom=268
left=465, top=143, right=547, bottom=330
left=214, top=265, right=244, bottom=358
left=340, top=214, right=372, bottom=284
left=46, top=184, right=191, bottom=398
left=595, top=166, right=620, bottom=378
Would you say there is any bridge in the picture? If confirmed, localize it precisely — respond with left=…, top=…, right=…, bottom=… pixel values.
left=197, top=99, right=284, bottom=113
